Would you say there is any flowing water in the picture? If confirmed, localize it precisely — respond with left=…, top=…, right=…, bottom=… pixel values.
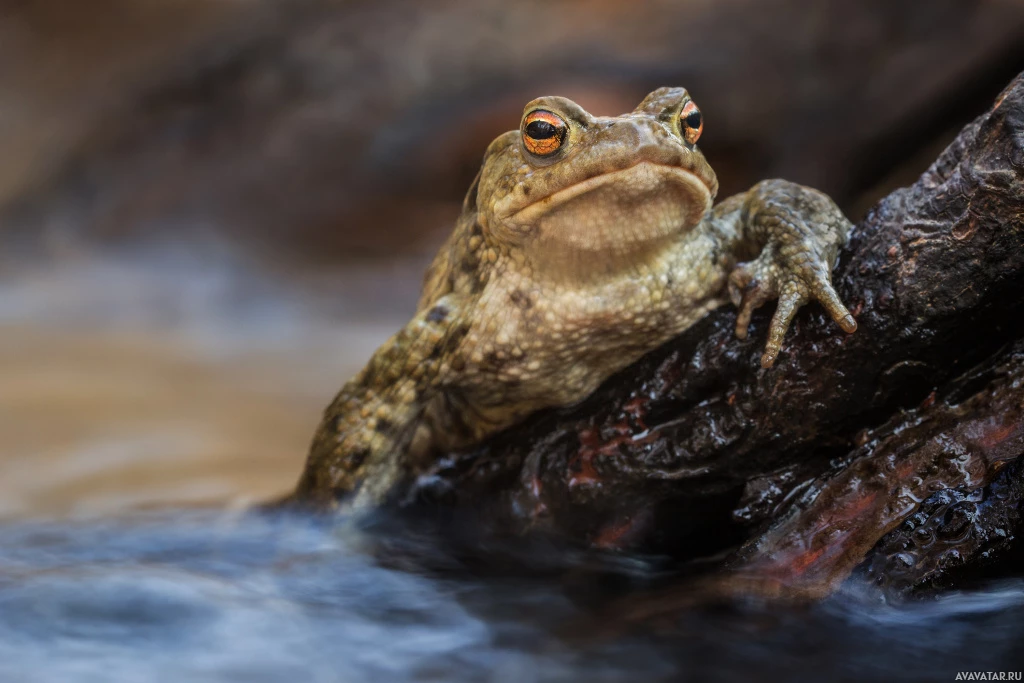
left=1, top=249, right=1022, bottom=682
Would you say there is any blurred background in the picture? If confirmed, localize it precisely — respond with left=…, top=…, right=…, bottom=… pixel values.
left=2, top=0, right=1024, bottom=519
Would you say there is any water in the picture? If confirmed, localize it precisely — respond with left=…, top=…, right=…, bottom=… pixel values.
left=0, top=509, right=1021, bottom=682
left=1, top=251, right=1022, bottom=681
left=0, top=246, right=413, bottom=518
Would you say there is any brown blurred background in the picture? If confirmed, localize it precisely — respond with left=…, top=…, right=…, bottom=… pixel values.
left=1, top=0, right=1023, bottom=518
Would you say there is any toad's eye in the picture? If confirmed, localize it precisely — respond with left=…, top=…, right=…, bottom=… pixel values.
left=522, top=110, right=568, bottom=156
left=679, top=100, right=703, bottom=145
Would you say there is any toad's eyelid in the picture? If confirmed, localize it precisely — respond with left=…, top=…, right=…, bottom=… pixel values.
left=524, top=110, right=567, bottom=129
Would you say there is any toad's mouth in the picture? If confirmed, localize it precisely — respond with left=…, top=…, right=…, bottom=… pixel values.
left=505, top=162, right=714, bottom=254
left=510, top=162, right=711, bottom=222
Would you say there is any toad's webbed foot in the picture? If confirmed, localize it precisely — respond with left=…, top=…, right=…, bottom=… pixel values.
left=724, top=179, right=857, bottom=368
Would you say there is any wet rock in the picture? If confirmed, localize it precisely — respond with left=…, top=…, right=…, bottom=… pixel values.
left=422, top=71, right=1024, bottom=595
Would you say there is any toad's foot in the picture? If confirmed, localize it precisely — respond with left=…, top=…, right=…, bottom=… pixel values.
left=725, top=180, right=857, bottom=368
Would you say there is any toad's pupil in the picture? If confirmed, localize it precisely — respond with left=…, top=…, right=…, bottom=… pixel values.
left=526, top=120, right=559, bottom=139
left=685, top=111, right=702, bottom=130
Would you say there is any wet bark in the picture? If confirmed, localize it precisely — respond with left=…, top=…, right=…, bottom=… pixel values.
left=721, top=341, right=1024, bottom=597
left=419, top=71, right=1024, bottom=595
left=859, top=459, right=1024, bottom=596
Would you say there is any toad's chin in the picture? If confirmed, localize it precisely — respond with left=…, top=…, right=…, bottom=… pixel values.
left=506, top=162, right=713, bottom=258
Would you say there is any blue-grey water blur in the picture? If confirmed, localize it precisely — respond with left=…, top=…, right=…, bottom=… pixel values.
left=0, top=508, right=1023, bottom=683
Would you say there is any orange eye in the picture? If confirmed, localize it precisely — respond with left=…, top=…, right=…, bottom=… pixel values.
left=680, top=100, right=703, bottom=145
left=522, top=110, right=567, bottom=156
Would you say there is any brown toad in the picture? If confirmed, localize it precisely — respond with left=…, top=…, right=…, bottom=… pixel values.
left=294, top=87, right=857, bottom=509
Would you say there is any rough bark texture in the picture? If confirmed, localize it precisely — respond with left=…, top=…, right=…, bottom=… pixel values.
left=418, top=72, right=1024, bottom=595
left=860, top=459, right=1024, bottom=596
left=722, top=341, right=1024, bottom=597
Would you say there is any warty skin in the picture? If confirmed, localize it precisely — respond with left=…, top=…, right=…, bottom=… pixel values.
left=293, top=87, right=857, bottom=509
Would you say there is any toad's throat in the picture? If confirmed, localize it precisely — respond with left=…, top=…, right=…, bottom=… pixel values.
left=510, top=162, right=713, bottom=254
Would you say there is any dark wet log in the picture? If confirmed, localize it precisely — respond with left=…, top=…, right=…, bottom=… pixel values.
left=422, top=71, right=1024, bottom=584
left=859, top=458, right=1024, bottom=597
left=719, top=342, right=1024, bottom=598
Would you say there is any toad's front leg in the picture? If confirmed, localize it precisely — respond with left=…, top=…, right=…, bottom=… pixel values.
left=712, top=179, right=858, bottom=367
left=294, top=295, right=470, bottom=509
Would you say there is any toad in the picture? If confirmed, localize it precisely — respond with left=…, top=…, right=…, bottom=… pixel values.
left=294, top=87, right=857, bottom=509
